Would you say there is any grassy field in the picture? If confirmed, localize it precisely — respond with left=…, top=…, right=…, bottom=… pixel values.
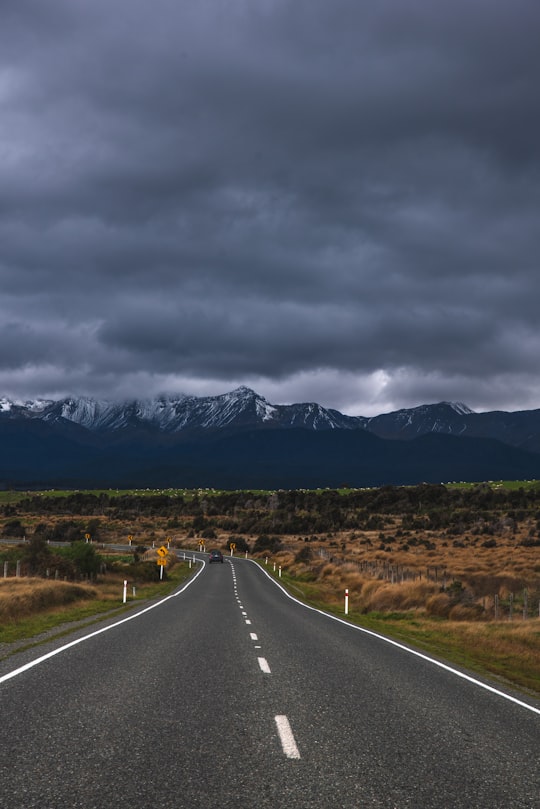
left=2, top=478, right=540, bottom=506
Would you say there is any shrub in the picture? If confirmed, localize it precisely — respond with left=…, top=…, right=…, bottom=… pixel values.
left=2, top=519, right=26, bottom=538
left=64, top=541, right=101, bottom=577
left=294, top=545, right=313, bottom=564
left=253, top=534, right=283, bottom=554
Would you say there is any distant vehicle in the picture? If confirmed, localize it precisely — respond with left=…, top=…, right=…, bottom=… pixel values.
left=208, top=549, right=224, bottom=564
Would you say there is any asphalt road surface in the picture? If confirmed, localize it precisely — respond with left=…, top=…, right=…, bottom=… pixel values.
left=0, top=555, right=539, bottom=809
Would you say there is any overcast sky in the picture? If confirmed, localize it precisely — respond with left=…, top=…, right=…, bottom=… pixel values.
left=1, top=0, right=539, bottom=415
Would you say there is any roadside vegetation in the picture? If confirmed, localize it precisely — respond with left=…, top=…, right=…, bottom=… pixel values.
left=1, top=482, right=539, bottom=693
left=0, top=534, right=192, bottom=648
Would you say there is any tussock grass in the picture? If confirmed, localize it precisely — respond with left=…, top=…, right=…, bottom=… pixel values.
left=0, top=578, right=97, bottom=620
left=366, top=580, right=438, bottom=613
left=0, top=562, right=194, bottom=649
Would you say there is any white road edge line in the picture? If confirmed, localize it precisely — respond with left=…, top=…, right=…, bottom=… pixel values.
left=275, top=715, right=301, bottom=759
left=258, top=657, right=271, bottom=674
left=0, top=558, right=207, bottom=686
left=246, top=560, right=540, bottom=717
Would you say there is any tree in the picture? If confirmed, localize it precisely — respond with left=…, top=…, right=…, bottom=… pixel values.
left=67, top=541, right=101, bottom=577
left=2, top=519, right=26, bottom=538
left=24, top=535, right=52, bottom=576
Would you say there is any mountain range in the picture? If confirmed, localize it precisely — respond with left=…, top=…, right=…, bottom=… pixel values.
left=2, top=387, right=540, bottom=488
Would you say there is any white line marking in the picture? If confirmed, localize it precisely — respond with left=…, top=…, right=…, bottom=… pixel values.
left=258, top=657, right=271, bottom=674
left=0, top=559, right=207, bottom=686
left=275, top=715, right=300, bottom=759
left=250, top=633, right=258, bottom=641
left=245, top=559, right=540, bottom=717
left=245, top=619, right=251, bottom=625
left=241, top=611, right=247, bottom=615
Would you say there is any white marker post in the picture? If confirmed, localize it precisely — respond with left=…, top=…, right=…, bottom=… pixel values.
left=123, top=580, right=127, bottom=604
left=344, top=588, right=349, bottom=615
left=279, top=566, right=282, bottom=578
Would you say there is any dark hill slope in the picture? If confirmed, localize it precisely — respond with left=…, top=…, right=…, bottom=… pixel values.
left=2, top=418, right=540, bottom=489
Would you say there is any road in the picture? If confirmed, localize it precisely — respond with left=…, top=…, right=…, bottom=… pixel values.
left=0, top=554, right=539, bottom=808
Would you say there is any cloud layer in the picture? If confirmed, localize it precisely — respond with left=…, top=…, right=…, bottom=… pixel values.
left=1, top=0, right=540, bottom=414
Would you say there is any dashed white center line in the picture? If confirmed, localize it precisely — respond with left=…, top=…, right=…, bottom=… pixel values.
left=245, top=619, right=252, bottom=625
left=275, top=715, right=301, bottom=759
left=258, top=657, right=271, bottom=674
left=250, top=633, right=258, bottom=641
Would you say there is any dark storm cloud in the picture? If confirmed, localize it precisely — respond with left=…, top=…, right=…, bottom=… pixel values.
left=1, top=0, right=540, bottom=414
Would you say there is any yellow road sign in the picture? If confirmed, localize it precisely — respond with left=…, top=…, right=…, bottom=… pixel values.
left=157, top=545, right=169, bottom=558
left=157, top=558, right=167, bottom=566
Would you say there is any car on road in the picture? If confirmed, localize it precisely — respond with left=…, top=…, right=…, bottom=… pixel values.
left=208, top=549, right=224, bottom=564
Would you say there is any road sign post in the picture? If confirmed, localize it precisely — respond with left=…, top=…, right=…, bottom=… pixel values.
left=156, top=546, right=168, bottom=581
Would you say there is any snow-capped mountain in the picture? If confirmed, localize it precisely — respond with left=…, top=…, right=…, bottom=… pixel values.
left=365, top=401, right=475, bottom=439
left=2, top=387, right=540, bottom=453
left=0, top=387, right=363, bottom=433
left=2, top=388, right=540, bottom=488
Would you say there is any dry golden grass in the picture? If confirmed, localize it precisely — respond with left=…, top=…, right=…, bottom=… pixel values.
left=0, top=578, right=98, bottom=621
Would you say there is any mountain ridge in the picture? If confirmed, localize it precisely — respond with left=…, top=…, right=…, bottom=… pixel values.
left=2, top=387, right=540, bottom=452
left=2, top=387, right=540, bottom=488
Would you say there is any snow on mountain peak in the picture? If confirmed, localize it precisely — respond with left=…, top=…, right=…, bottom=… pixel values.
left=0, top=389, right=480, bottom=435
left=446, top=402, right=474, bottom=415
